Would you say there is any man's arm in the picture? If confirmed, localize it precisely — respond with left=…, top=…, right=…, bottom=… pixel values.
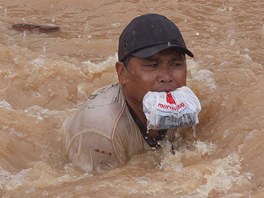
left=61, top=113, right=122, bottom=174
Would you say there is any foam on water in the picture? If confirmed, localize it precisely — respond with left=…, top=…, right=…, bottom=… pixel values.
left=82, top=53, right=118, bottom=76
left=0, top=101, right=13, bottom=110
left=24, top=105, right=66, bottom=120
left=192, top=69, right=216, bottom=91
left=29, top=55, right=46, bottom=67
left=189, top=152, right=252, bottom=197
left=0, top=167, right=31, bottom=190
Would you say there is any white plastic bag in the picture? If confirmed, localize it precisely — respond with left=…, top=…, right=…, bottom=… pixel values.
left=143, top=86, right=201, bottom=130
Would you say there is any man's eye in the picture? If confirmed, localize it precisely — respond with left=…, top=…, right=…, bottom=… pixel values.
left=171, top=62, right=183, bottom=67
left=145, top=63, right=159, bottom=68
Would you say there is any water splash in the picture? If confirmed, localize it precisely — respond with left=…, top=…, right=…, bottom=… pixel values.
left=29, top=55, right=46, bottom=67
left=0, top=101, right=13, bottom=110
left=0, top=167, right=31, bottom=190
left=192, top=69, right=217, bottom=91
left=82, top=53, right=117, bottom=76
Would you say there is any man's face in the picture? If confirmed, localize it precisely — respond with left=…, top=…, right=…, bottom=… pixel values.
left=118, top=48, right=187, bottom=106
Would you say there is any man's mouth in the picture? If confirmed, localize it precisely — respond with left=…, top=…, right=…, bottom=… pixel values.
left=153, top=87, right=179, bottom=93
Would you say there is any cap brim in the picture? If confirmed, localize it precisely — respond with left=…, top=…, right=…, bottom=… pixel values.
left=132, top=44, right=194, bottom=58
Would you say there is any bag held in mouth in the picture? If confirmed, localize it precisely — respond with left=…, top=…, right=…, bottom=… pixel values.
left=143, top=86, right=201, bottom=130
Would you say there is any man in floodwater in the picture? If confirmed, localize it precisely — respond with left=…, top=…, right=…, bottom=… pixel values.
left=62, top=13, right=196, bottom=173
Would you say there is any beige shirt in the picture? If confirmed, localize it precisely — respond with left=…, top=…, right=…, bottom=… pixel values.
left=61, top=83, right=151, bottom=173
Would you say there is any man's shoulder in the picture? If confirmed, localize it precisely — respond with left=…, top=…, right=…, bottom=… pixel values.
left=87, top=83, right=121, bottom=105
left=70, top=83, right=127, bottom=139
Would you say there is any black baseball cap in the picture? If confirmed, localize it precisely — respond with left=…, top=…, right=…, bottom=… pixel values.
left=118, top=13, right=194, bottom=62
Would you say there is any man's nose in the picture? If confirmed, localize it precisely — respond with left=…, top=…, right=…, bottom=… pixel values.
left=158, top=66, right=173, bottom=83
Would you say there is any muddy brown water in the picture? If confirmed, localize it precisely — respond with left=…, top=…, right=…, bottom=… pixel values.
left=0, top=0, right=263, bottom=197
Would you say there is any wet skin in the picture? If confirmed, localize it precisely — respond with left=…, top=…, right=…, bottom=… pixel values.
left=116, top=48, right=187, bottom=137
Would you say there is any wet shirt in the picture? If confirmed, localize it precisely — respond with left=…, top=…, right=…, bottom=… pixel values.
left=61, top=83, right=150, bottom=173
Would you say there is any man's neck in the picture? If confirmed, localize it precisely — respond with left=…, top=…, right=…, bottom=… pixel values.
left=125, top=98, right=161, bottom=139
left=126, top=99, right=147, bottom=127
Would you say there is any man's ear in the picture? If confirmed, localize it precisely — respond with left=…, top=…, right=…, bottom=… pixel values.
left=115, top=61, right=128, bottom=85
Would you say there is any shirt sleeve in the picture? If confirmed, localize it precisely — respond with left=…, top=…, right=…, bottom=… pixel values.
left=61, top=110, right=122, bottom=173
left=63, top=129, right=121, bottom=173
left=61, top=84, right=126, bottom=173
